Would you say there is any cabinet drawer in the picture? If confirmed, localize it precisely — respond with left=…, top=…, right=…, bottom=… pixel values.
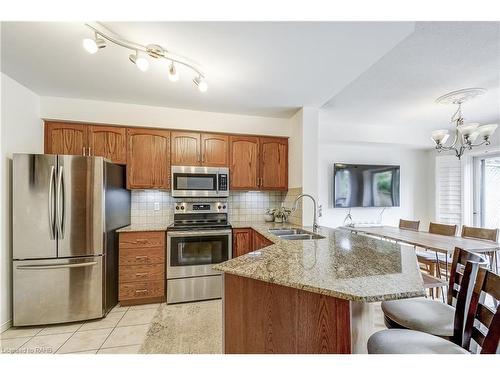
left=119, top=263, right=164, bottom=283
left=119, top=247, right=165, bottom=266
left=119, top=280, right=165, bottom=300
left=119, top=231, right=165, bottom=249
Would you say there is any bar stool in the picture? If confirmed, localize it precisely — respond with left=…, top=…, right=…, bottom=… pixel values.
left=381, top=248, right=486, bottom=339
left=368, top=262, right=499, bottom=354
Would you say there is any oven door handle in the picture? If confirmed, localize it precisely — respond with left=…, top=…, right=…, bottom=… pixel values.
left=167, top=229, right=232, bottom=237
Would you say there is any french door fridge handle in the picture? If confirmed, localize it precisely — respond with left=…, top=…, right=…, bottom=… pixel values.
left=56, top=165, right=65, bottom=239
left=16, top=261, right=98, bottom=270
left=48, top=165, right=56, bottom=239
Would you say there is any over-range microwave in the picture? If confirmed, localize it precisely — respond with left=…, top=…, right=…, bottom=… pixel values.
left=171, top=166, right=229, bottom=198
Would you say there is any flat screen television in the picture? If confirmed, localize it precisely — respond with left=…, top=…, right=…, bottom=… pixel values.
left=333, top=163, right=400, bottom=208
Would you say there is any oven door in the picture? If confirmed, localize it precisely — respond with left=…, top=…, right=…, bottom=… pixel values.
left=167, top=229, right=232, bottom=279
left=171, top=166, right=219, bottom=197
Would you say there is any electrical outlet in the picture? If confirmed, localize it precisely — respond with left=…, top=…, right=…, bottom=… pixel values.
left=154, top=202, right=160, bottom=211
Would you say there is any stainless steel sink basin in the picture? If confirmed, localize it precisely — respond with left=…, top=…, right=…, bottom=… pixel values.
left=268, top=228, right=325, bottom=240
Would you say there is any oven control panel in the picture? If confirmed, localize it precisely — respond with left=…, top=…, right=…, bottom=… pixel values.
left=174, top=202, right=228, bottom=214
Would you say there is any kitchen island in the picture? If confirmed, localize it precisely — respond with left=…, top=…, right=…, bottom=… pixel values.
left=214, top=224, right=425, bottom=354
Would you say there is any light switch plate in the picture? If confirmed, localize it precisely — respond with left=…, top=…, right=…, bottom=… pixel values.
left=154, top=202, right=160, bottom=211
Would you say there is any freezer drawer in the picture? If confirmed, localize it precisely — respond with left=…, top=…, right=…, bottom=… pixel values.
left=13, top=257, right=104, bottom=326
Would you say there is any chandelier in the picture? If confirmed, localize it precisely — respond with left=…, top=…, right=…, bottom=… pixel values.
left=431, top=88, right=497, bottom=159
left=82, top=22, right=207, bottom=92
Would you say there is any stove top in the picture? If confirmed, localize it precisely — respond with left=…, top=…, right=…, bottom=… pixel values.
left=169, top=200, right=230, bottom=231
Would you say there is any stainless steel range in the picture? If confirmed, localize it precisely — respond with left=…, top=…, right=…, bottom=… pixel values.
left=166, top=201, right=231, bottom=304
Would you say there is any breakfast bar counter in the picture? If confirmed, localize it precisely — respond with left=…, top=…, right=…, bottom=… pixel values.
left=214, top=223, right=425, bottom=354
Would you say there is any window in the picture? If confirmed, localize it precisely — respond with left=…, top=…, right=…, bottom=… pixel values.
left=473, top=154, right=500, bottom=228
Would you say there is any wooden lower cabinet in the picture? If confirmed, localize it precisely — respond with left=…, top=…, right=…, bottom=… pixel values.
left=232, top=228, right=253, bottom=257
left=224, top=274, right=351, bottom=353
left=252, top=230, right=273, bottom=251
left=118, top=231, right=166, bottom=305
left=232, top=228, right=273, bottom=258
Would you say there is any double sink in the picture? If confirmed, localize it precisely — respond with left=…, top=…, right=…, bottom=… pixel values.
left=268, top=228, right=325, bottom=241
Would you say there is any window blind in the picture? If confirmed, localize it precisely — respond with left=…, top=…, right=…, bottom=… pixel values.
left=435, top=155, right=462, bottom=225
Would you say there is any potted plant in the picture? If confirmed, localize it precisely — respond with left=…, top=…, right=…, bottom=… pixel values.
left=264, top=209, right=275, bottom=222
left=271, top=206, right=292, bottom=223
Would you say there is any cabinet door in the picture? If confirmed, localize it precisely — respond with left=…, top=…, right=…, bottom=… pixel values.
left=171, top=131, right=201, bottom=166
left=127, top=128, right=171, bottom=189
left=260, top=137, right=288, bottom=191
left=252, top=230, right=272, bottom=251
left=44, top=122, right=87, bottom=156
left=232, top=228, right=253, bottom=257
left=229, top=136, right=259, bottom=190
left=201, top=133, right=229, bottom=167
left=88, top=125, right=127, bottom=164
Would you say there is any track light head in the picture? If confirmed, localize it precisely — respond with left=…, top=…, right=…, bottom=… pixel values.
left=193, top=76, right=208, bottom=92
left=83, top=33, right=106, bottom=54
left=129, top=52, right=149, bottom=72
left=168, top=63, right=179, bottom=82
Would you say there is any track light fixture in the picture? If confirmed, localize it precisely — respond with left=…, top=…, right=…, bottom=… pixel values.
left=82, top=32, right=106, bottom=54
left=168, top=63, right=179, bottom=82
left=193, top=76, right=208, bottom=92
left=82, top=22, right=207, bottom=92
left=129, top=51, right=149, bottom=72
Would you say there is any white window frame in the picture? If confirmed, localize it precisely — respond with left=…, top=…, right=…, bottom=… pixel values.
left=461, top=146, right=500, bottom=226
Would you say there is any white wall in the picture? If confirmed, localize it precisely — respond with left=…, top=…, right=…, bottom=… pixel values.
left=317, top=142, right=431, bottom=229
left=40, top=96, right=292, bottom=137
left=0, top=73, right=42, bottom=331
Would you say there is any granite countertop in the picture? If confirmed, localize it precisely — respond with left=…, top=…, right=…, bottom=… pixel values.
left=116, top=224, right=171, bottom=233
left=215, top=222, right=425, bottom=302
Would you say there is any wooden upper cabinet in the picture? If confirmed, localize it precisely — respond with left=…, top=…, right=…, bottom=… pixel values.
left=229, top=136, right=260, bottom=190
left=259, top=137, right=288, bottom=191
left=127, top=128, right=171, bottom=189
left=171, top=131, right=201, bottom=166
left=88, top=125, right=127, bottom=164
left=201, top=133, right=229, bottom=167
left=44, top=122, right=87, bottom=156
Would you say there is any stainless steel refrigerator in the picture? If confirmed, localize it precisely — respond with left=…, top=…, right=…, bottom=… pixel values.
left=12, top=154, right=130, bottom=326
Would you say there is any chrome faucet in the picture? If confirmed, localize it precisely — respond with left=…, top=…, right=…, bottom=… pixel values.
left=293, top=194, right=320, bottom=233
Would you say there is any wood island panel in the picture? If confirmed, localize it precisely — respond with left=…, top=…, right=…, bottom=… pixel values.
left=224, top=273, right=351, bottom=354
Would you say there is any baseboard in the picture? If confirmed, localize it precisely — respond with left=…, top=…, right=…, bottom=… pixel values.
left=1, top=319, right=12, bottom=333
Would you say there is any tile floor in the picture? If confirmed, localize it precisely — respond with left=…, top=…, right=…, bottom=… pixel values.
left=1, top=300, right=388, bottom=354
left=0, top=303, right=160, bottom=354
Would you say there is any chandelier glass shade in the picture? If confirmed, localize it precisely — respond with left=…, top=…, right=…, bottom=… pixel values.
left=431, top=88, right=497, bottom=159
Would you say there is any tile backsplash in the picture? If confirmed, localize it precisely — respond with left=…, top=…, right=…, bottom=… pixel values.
left=130, top=189, right=303, bottom=225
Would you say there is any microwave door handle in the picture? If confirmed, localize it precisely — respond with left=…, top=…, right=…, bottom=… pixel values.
left=216, top=172, right=219, bottom=195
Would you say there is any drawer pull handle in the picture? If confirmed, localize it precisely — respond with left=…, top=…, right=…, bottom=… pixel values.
left=135, top=289, right=148, bottom=294
left=135, top=272, right=148, bottom=277
left=135, top=256, right=148, bottom=260
left=136, top=239, right=148, bottom=243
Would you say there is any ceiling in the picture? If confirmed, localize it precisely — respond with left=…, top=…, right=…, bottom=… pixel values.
left=0, top=21, right=414, bottom=118
left=320, top=22, right=500, bottom=147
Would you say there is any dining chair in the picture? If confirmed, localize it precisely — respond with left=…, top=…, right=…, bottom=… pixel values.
left=368, top=261, right=499, bottom=354
left=461, top=225, right=499, bottom=273
left=399, top=219, right=420, bottom=231
left=417, top=222, right=458, bottom=288
left=382, top=247, right=486, bottom=339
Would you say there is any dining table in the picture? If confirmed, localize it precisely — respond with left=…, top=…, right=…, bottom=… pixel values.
left=340, top=225, right=500, bottom=271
